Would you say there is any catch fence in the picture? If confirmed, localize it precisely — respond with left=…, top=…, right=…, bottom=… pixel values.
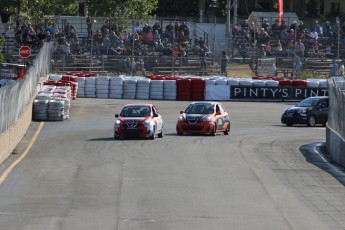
left=0, top=43, right=52, bottom=134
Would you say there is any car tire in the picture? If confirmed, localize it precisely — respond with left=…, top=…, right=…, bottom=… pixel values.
left=158, top=129, right=164, bottom=138
left=114, top=134, right=118, bottom=140
left=307, top=115, right=316, bottom=127
left=224, top=124, right=230, bottom=135
left=177, top=132, right=183, bottom=135
left=322, top=122, right=326, bottom=127
left=150, top=127, right=155, bottom=140
left=286, top=123, right=293, bottom=126
left=210, top=124, right=216, bottom=136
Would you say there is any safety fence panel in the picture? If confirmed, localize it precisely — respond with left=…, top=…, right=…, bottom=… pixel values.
left=327, top=77, right=345, bottom=139
left=0, top=43, right=52, bottom=134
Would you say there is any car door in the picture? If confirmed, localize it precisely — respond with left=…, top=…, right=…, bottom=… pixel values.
left=152, top=106, right=163, bottom=133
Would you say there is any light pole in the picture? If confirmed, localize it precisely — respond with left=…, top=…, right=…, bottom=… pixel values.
left=252, top=19, right=257, bottom=73
left=209, top=0, right=218, bottom=74
left=336, top=17, right=340, bottom=60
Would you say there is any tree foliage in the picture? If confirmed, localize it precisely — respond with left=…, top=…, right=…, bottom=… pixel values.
left=86, top=0, right=158, bottom=32
left=305, top=0, right=320, bottom=18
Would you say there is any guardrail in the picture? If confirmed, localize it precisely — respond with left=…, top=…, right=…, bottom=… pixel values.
left=0, top=43, right=52, bottom=134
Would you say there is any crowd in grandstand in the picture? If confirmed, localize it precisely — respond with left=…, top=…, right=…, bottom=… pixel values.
left=234, top=18, right=345, bottom=59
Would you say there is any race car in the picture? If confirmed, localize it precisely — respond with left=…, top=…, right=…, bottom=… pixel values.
left=176, top=101, right=230, bottom=136
left=114, top=104, right=164, bottom=140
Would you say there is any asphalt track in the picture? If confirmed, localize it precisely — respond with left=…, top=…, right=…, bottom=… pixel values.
left=0, top=99, right=345, bottom=230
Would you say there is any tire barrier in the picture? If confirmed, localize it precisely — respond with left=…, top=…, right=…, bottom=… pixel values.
left=41, top=73, right=329, bottom=103
left=33, top=84, right=71, bottom=121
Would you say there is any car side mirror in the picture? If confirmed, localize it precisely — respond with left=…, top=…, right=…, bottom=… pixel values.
left=180, top=111, right=184, bottom=114
left=216, top=111, right=221, bottom=115
left=153, top=113, right=159, bottom=117
left=115, top=114, right=119, bottom=118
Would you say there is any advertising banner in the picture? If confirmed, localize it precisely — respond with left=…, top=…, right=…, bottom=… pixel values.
left=230, top=86, right=328, bottom=100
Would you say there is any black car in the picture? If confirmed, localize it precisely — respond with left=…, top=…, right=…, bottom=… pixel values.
left=281, top=96, right=329, bottom=127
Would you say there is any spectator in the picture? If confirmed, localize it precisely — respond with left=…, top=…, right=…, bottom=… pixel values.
left=37, top=29, right=47, bottom=47
left=86, top=15, right=94, bottom=38
left=152, top=22, right=162, bottom=34
left=323, top=21, right=333, bottom=38
left=0, top=7, right=11, bottom=35
left=312, top=20, right=323, bottom=37
left=24, top=22, right=36, bottom=45
left=280, top=28, right=289, bottom=45
left=142, top=23, right=151, bottom=34
left=220, top=51, right=229, bottom=76
left=330, top=59, right=338, bottom=76
left=271, top=20, right=281, bottom=38
left=264, top=41, right=272, bottom=56
left=290, top=21, right=297, bottom=31
left=134, top=21, right=143, bottom=34
left=241, top=19, right=250, bottom=32
left=274, top=40, right=283, bottom=56
left=144, top=29, right=154, bottom=46
left=309, top=28, right=318, bottom=41
left=64, top=21, right=76, bottom=41
left=165, top=21, right=174, bottom=41
left=286, top=40, right=294, bottom=57
left=232, top=23, right=239, bottom=36
left=153, top=29, right=160, bottom=42
left=295, top=39, right=305, bottom=57
left=297, top=21, right=305, bottom=33
left=262, top=19, right=270, bottom=33
left=179, top=21, right=190, bottom=38
left=279, top=20, right=288, bottom=31
left=199, top=47, right=208, bottom=70
left=288, top=29, right=295, bottom=41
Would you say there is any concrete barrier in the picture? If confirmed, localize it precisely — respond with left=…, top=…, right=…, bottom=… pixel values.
left=326, top=125, right=345, bottom=168
left=0, top=96, right=35, bottom=164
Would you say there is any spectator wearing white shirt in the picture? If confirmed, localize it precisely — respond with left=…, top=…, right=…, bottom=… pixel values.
left=309, top=28, right=318, bottom=41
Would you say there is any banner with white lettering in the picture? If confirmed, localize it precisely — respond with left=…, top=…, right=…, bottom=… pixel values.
left=230, top=86, right=328, bottom=100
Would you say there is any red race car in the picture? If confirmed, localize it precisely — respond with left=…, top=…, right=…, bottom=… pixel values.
left=114, top=104, right=164, bottom=140
left=176, top=101, right=230, bottom=136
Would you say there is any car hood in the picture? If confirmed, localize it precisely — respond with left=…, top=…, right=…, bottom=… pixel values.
left=286, top=106, right=311, bottom=112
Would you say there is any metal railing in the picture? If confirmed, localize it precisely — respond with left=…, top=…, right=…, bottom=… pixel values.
left=0, top=42, right=52, bottom=134
left=327, top=76, right=345, bottom=138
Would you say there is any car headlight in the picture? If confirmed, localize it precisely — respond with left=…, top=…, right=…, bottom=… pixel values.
left=178, top=114, right=185, bottom=122
left=297, top=108, right=308, bottom=114
left=144, top=119, right=153, bottom=125
left=115, top=119, right=122, bottom=127
left=201, top=115, right=213, bottom=123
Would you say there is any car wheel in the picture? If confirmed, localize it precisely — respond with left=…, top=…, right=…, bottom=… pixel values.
left=224, top=124, right=230, bottom=135
left=114, top=134, right=118, bottom=140
left=158, top=129, right=164, bottom=138
left=286, top=123, right=293, bottom=126
left=210, top=124, right=216, bottom=136
left=307, top=115, right=316, bottom=127
left=322, top=123, right=326, bottom=127
left=177, top=132, right=183, bottom=135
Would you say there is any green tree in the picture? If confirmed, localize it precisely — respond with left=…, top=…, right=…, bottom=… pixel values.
left=0, top=37, right=4, bottom=63
left=326, top=3, right=344, bottom=18
left=87, top=0, right=158, bottom=32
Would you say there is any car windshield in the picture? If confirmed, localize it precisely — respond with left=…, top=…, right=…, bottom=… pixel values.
left=296, top=98, right=319, bottom=107
left=185, top=103, right=214, bottom=114
left=120, top=106, right=151, bottom=117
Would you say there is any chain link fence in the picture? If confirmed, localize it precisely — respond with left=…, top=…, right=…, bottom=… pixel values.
left=0, top=43, right=52, bottom=134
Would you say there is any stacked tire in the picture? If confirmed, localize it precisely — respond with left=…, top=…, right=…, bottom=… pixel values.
left=136, top=78, right=151, bottom=100
left=96, top=76, right=110, bottom=98
left=33, top=99, right=49, bottom=121
left=163, top=80, right=177, bottom=100
left=123, top=78, right=137, bottom=99
left=191, top=78, right=205, bottom=101
left=150, top=80, right=164, bottom=100
left=85, top=77, right=97, bottom=98
left=48, top=100, right=65, bottom=121
left=76, top=77, right=86, bottom=98
left=109, top=77, right=123, bottom=99
left=176, top=78, right=191, bottom=101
